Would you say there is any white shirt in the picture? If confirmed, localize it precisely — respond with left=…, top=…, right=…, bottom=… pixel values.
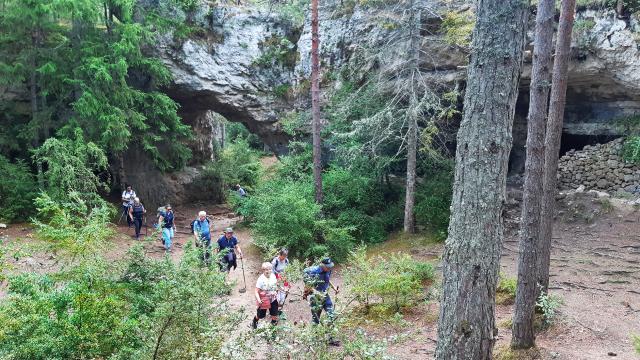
left=271, top=256, right=289, bottom=274
left=255, top=273, right=278, bottom=297
left=122, top=190, right=136, bottom=206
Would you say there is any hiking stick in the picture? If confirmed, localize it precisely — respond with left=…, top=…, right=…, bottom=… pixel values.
left=239, top=257, right=247, bottom=293
left=144, top=215, right=148, bottom=237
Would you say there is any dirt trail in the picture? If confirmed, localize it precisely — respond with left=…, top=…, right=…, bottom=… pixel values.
left=2, top=194, right=639, bottom=359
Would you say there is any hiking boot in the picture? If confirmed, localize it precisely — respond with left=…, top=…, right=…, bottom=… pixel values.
left=328, top=338, right=341, bottom=347
left=251, top=318, right=258, bottom=329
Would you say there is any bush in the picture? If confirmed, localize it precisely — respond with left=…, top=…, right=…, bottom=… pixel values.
left=243, top=179, right=356, bottom=262
left=632, top=334, right=640, bottom=354
left=0, top=155, right=38, bottom=222
left=536, top=289, right=563, bottom=327
left=415, top=169, right=453, bottom=240
left=622, top=136, right=640, bottom=164
left=0, top=244, right=238, bottom=360
left=344, top=247, right=434, bottom=312
left=217, top=138, right=262, bottom=193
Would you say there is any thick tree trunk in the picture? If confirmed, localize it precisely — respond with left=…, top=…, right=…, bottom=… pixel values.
left=511, top=0, right=555, bottom=349
left=539, top=0, right=577, bottom=294
left=434, top=0, right=529, bottom=358
left=311, top=0, right=322, bottom=204
left=404, top=116, right=417, bottom=233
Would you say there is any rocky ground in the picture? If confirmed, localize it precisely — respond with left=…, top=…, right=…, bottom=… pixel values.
left=1, top=189, right=639, bottom=359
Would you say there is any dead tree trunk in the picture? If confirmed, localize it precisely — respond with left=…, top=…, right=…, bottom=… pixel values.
left=511, top=0, right=555, bottom=349
left=434, top=0, right=529, bottom=358
left=539, top=0, right=577, bottom=294
left=403, top=7, right=420, bottom=234
left=404, top=115, right=417, bottom=233
left=311, top=0, right=323, bottom=204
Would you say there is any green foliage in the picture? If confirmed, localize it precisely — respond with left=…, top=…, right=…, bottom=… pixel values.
left=0, top=155, right=38, bottom=222
left=274, top=83, right=292, bottom=98
left=217, top=138, right=262, bottom=192
left=33, top=130, right=108, bottom=205
left=536, top=288, right=563, bottom=326
left=632, top=334, right=640, bottom=354
left=623, top=136, right=640, bottom=164
left=323, top=168, right=403, bottom=243
left=254, top=35, right=297, bottom=67
left=344, top=247, right=434, bottom=313
left=32, top=193, right=115, bottom=259
left=415, top=163, right=453, bottom=240
left=225, top=121, right=263, bottom=149
left=0, top=0, right=192, bottom=180
left=0, top=243, right=238, bottom=360
left=441, top=10, right=475, bottom=48
left=496, top=273, right=517, bottom=305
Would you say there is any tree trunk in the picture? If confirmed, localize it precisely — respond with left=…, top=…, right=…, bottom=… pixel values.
left=404, top=116, right=417, bottom=233
left=30, top=28, right=44, bottom=188
left=311, top=0, right=322, bottom=204
left=511, top=0, right=555, bottom=349
left=403, top=5, right=420, bottom=234
left=539, top=0, right=577, bottom=294
left=434, top=0, right=529, bottom=358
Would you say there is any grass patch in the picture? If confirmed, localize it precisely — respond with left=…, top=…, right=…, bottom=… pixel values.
left=498, top=317, right=513, bottom=329
left=494, top=345, right=541, bottom=360
left=366, top=231, right=441, bottom=260
left=496, top=273, right=517, bottom=305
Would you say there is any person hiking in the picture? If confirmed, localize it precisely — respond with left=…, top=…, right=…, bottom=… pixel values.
left=128, top=197, right=146, bottom=240
left=251, top=262, right=279, bottom=329
left=121, top=185, right=136, bottom=227
left=216, top=227, right=243, bottom=272
left=193, top=211, right=212, bottom=264
left=271, top=248, right=290, bottom=312
left=235, top=184, right=247, bottom=197
left=303, top=257, right=339, bottom=326
left=158, top=205, right=176, bottom=253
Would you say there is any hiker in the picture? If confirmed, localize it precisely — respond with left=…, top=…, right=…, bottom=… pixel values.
left=128, top=197, right=146, bottom=240
left=235, top=184, right=247, bottom=197
left=158, top=204, right=176, bottom=252
left=217, top=227, right=243, bottom=272
left=251, top=262, right=279, bottom=329
left=193, top=211, right=212, bottom=263
left=121, top=185, right=136, bottom=226
left=303, top=257, right=339, bottom=325
left=271, top=248, right=290, bottom=310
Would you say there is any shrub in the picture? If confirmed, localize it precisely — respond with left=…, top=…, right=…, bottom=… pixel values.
left=32, top=193, right=115, bottom=259
left=243, top=179, right=356, bottom=262
left=344, top=247, right=434, bottom=312
left=622, top=136, right=640, bottom=164
left=536, top=288, right=563, bottom=326
left=0, top=244, right=238, bottom=360
left=441, top=10, right=475, bottom=48
left=217, top=138, right=262, bottom=193
left=632, top=334, right=640, bottom=354
left=0, top=155, right=38, bottom=222
left=415, top=169, right=453, bottom=240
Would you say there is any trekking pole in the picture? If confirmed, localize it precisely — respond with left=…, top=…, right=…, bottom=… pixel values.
left=144, top=215, right=148, bottom=237
left=239, top=257, right=247, bottom=293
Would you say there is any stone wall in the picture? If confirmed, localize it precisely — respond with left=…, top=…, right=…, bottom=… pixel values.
left=558, top=138, right=640, bottom=192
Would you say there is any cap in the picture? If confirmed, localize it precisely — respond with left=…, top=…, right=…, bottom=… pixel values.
left=320, top=257, right=334, bottom=268
left=224, top=227, right=233, bottom=233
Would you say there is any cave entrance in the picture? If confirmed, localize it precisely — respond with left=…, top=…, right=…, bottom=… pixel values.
left=559, top=133, right=621, bottom=156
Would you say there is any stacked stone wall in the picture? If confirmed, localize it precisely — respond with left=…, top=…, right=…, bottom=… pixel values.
left=558, top=138, right=640, bottom=192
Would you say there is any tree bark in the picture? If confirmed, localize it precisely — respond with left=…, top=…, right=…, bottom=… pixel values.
left=403, top=5, right=420, bottom=234
left=511, top=0, right=555, bottom=349
left=539, top=0, right=577, bottom=294
left=311, top=0, right=322, bottom=204
left=404, top=116, right=417, bottom=233
left=434, top=0, right=529, bottom=358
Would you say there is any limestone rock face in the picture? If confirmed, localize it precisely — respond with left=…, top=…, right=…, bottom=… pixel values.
left=148, top=4, right=297, bottom=154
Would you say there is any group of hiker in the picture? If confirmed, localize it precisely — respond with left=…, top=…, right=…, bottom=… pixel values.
left=120, top=184, right=339, bottom=331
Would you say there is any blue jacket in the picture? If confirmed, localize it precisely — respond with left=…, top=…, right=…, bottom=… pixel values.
left=217, top=235, right=238, bottom=251
left=304, top=266, right=331, bottom=292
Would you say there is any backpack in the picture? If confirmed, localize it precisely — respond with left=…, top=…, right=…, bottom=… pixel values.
left=191, top=218, right=209, bottom=235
